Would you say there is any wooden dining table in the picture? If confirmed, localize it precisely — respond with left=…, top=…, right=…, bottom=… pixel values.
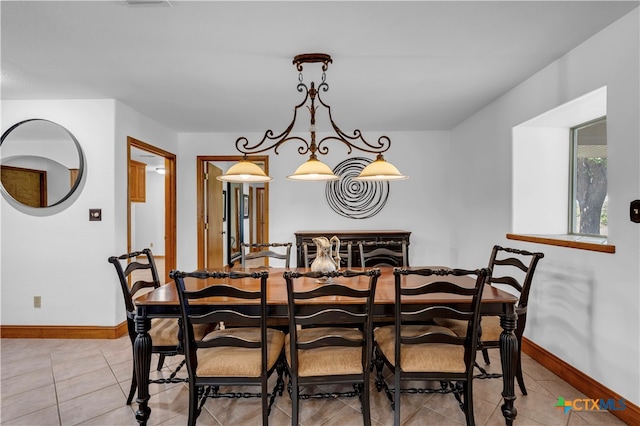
left=132, top=266, right=520, bottom=425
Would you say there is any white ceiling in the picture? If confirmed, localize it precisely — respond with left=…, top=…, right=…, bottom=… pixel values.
left=2, top=1, right=638, bottom=134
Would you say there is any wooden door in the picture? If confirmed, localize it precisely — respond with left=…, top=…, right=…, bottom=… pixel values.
left=127, top=137, right=177, bottom=284
left=196, top=155, right=269, bottom=270
left=69, top=168, right=79, bottom=188
left=205, top=163, right=224, bottom=268
left=256, top=187, right=266, bottom=245
left=1, top=165, right=46, bottom=207
left=129, top=160, right=146, bottom=202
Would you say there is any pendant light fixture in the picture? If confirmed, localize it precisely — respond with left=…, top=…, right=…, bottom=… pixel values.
left=218, top=53, right=407, bottom=183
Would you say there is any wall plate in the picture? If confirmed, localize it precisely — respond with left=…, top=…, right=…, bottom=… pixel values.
left=89, top=209, right=102, bottom=221
left=631, top=200, right=640, bottom=223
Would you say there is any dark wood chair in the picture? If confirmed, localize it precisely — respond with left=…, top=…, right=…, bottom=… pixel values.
left=301, top=240, right=353, bottom=268
left=108, top=249, right=212, bottom=405
left=437, top=245, right=544, bottom=395
left=241, top=242, right=292, bottom=268
left=172, top=269, right=286, bottom=426
left=358, top=240, right=408, bottom=267
left=373, top=267, right=490, bottom=426
left=283, top=269, right=381, bottom=426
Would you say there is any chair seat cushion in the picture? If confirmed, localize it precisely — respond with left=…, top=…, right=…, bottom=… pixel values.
left=285, top=327, right=364, bottom=377
left=478, top=316, right=502, bottom=341
left=434, top=316, right=502, bottom=341
left=149, top=318, right=180, bottom=347
left=195, top=327, right=285, bottom=377
left=149, top=318, right=212, bottom=347
left=374, top=325, right=466, bottom=373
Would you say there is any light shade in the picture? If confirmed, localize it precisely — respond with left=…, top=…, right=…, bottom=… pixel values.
left=217, top=160, right=273, bottom=183
left=353, top=155, right=408, bottom=181
left=155, top=167, right=166, bottom=175
left=287, top=156, right=340, bottom=181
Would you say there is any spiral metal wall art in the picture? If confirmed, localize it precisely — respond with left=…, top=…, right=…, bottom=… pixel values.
left=325, top=157, right=389, bottom=219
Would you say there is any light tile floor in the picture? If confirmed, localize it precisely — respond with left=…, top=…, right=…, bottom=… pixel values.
left=0, top=336, right=628, bottom=425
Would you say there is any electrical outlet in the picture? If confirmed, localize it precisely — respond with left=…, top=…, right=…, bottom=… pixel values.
left=34, top=296, right=41, bottom=308
left=150, top=242, right=154, bottom=248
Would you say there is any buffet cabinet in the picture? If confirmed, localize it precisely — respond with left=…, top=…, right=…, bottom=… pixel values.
left=294, top=230, right=411, bottom=268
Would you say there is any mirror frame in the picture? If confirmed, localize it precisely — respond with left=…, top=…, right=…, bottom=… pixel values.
left=0, top=118, right=85, bottom=209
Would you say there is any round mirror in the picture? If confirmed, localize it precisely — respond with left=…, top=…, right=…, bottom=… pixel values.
left=1, top=119, right=84, bottom=208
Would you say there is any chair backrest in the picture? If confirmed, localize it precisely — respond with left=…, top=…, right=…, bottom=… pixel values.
left=392, top=267, right=490, bottom=374
left=488, top=245, right=544, bottom=313
left=359, top=240, right=408, bottom=267
left=241, top=242, right=292, bottom=268
left=172, top=269, right=270, bottom=377
left=302, top=241, right=353, bottom=268
left=108, top=248, right=161, bottom=315
left=284, top=269, right=381, bottom=372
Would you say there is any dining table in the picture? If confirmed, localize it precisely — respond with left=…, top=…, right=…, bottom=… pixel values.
left=132, top=266, right=520, bottom=425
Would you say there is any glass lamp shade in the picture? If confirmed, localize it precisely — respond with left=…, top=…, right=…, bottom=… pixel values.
left=353, top=156, right=408, bottom=181
left=287, top=157, right=340, bottom=181
left=217, top=160, right=273, bottom=183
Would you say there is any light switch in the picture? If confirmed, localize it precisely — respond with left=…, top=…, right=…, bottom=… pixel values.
left=89, top=209, right=102, bottom=221
left=631, top=200, right=640, bottom=223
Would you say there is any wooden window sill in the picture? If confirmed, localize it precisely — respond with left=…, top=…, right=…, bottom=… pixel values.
left=506, top=233, right=615, bottom=253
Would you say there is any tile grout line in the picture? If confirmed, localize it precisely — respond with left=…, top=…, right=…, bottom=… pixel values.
left=50, top=351, right=63, bottom=426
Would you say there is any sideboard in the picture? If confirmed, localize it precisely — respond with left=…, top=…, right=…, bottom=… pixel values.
left=294, top=230, right=411, bottom=268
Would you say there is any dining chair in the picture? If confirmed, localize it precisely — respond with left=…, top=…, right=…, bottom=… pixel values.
left=358, top=240, right=408, bottom=268
left=373, top=267, right=489, bottom=426
left=283, top=268, right=381, bottom=426
left=241, top=242, right=292, bottom=268
left=301, top=240, right=353, bottom=268
left=436, top=245, right=544, bottom=395
left=172, top=269, right=286, bottom=426
left=108, top=248, right=212, bottom=405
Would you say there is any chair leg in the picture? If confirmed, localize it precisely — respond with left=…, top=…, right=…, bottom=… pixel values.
left=515, top=331, right=527, bottom=395
left=126, top=365, right=137, bottom=405
left=373, top=347, right=385, bottom=392
left=262, top=378, right=269, bottom=426
left=393, top=371, right=401, bottom=426
left=481, top=348, right=491, bottom=365
left=187, top=383, right=199, bottom=426
left=516, top=349, right=527, bottom=395
left=362, top=379, right=371, bottom=426
left=463, top=380, right=475, bottom=426
left=157, top=354, right=166, bottom=371
left=290, top=379, right=299, bottom=426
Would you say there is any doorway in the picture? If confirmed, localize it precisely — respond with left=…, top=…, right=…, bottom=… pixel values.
left=127, top=137, right=176, bottom=283
left=196, top=155, right=269, bottom=269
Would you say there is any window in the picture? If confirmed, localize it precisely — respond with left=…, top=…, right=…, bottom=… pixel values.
left=570, top=117, right=607, bottom=236
left=511, top=87, right=614, bottom=252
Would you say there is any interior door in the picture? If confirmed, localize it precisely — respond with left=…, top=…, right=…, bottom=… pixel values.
left=205, top=163, right=224, bottom=268
left=256, top=187, right=266, bottom=245
left=196, top=155, right=269, bottom=270
left=1, top=165, right=46, bottom=207
left=127, top=137, right=177, bottom=284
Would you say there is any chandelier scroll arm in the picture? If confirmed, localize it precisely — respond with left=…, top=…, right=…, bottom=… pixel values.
left=314, top=88, right=392, bottom=156
left=234, top=82, right=314, bottom=156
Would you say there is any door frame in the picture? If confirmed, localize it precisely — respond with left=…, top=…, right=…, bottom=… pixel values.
left=196, top=155, right=269, bottom=269
left=127, top=137, right=177, bottom=283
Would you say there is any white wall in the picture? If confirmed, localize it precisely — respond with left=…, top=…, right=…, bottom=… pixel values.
left=113, top=102, right=178, bottom=268
left=132, top=169, right=166, bottom=255
left=1, top=99, right=118, bottom=325
left=449, top=9, right=639, bottom=405
left=1, top=99, right=177, bottom=326
left=176, top=131, right=452, bottom=270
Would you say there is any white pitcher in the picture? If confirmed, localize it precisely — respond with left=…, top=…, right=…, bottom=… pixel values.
left=310, top=236, right=341, bottom=274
